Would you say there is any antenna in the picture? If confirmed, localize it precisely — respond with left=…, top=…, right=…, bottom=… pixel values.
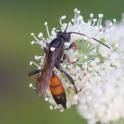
left=64, top=24, right=69, bottom=33
left=69, top=32, right=110, bottom=49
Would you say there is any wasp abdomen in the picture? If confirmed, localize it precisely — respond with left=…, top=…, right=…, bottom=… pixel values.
left=50, top=74, right=66, bottom=109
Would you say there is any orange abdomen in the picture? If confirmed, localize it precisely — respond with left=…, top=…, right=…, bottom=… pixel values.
left=50, top=75, right=65, bottom=95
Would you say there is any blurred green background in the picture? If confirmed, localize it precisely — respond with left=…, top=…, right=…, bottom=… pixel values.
left=0, top=0, right=124, bottom=124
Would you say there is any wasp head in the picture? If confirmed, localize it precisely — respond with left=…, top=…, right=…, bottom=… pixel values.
left=57, top=31, right=71, bottom=42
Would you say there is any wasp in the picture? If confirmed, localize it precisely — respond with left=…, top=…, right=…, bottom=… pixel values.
left=28, top=25, right=110, bottom=109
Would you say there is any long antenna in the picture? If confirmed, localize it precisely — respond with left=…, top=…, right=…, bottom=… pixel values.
left=69, top=32, right=110, bottom=49
left=64, top=24, right=69, bottom=33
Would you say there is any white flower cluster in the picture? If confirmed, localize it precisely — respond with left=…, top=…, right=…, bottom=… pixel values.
left=78, top=14, right=124, bottom=124
left=29, top=8, right=124, bottom=123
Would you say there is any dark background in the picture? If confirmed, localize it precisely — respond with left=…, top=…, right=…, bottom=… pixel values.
left=0, top=0, right=124, bottom=124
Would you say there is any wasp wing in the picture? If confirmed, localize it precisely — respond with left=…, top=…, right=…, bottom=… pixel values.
left=36, top=38, right=65, bottom=96
left=36, top=49, right=61, bottom=96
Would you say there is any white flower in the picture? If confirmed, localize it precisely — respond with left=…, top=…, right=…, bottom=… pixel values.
left=77, top=14, right=124, bottom=124
left=105, top=15, right=124, bottom=53
left=31, top=9, right=123, bottom=120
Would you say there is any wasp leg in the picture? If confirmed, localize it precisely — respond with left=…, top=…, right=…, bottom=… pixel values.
left=56, top=64, right=78, bottom=93
left=63, top=54, right=79, bottom=64
left=28, top=69, right=41, bottom=78
left=60, top=54, right=79, bottom=64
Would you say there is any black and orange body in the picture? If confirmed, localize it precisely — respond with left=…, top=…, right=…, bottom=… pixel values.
left=28, top=70, right=67, bottom=109
left=50, top=73, right=66, bottom=109
left=28, top=25, right=109, bottom=109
